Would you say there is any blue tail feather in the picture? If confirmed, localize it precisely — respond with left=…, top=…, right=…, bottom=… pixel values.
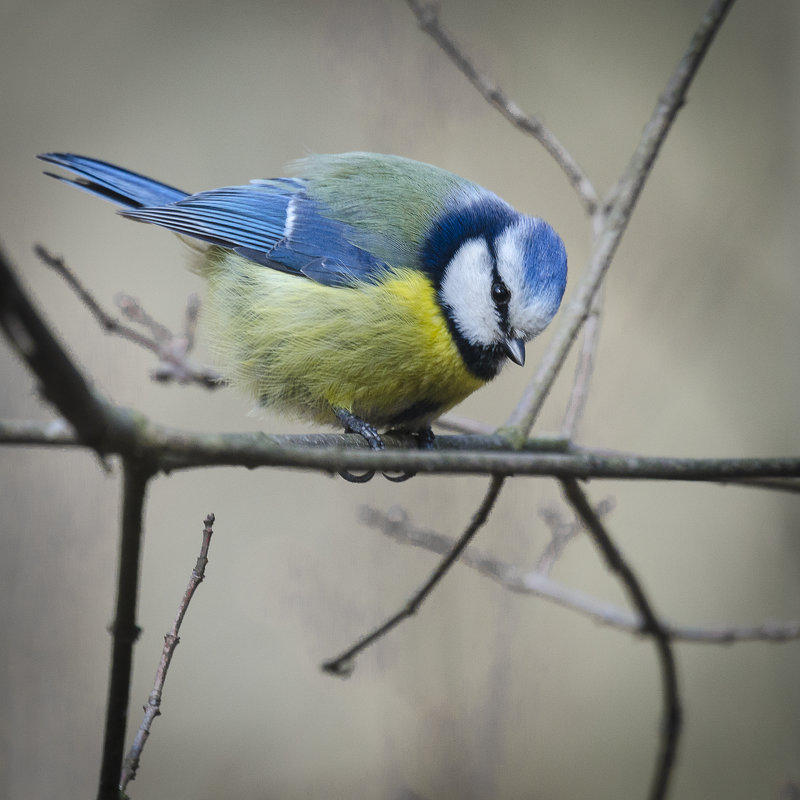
left=38, top=153, right=188, bottom=209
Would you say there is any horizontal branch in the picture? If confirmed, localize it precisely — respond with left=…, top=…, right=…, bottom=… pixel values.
left=361, top=506, right=800, bottom=644
left=3, top=243, right=797, bottom=482
left=0, top=418, right=77, bottom=445
left=1, top=417, right=799, bottom=482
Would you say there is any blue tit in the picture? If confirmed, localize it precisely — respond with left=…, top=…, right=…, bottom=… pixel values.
left=39, top=152, right=567, bottom=456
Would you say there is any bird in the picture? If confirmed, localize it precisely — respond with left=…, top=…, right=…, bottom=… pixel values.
left=39, top=152, right=567, bottom=480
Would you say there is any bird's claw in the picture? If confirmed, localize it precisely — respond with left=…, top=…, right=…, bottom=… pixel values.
left=333, top=409, right=434, bottom=484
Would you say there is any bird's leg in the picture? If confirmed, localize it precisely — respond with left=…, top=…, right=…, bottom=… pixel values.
left=417, top=425, right=435, bottom=450
left=332, top=406, right=382, bottom=483
left=331, top=410, right=433, bottom=483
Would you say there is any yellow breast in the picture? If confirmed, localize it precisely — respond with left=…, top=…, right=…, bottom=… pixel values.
left=200, top=250, right=486, bottom=428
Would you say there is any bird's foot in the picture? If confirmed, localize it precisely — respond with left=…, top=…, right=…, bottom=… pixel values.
left=381, top=426, right=434, bottom=483
left=333, top=407, right=382, bottom=483
left=332, top=411, right=434, bottom=484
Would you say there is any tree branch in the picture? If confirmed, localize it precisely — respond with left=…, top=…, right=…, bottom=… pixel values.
left=505, top=0, right=738, bottom=441
left=2, top=415, right=799, bottom=483
left=120, top=513, right=215, bottom=791
left=322, top=475, right=506, bottom=675
left=536, top=499, right=612, bottom=574
left=406, top=0, right=598, bottom=215
left=97, top=460, right=153, bottom=800
left=0, top=417, right=77, bottom=446
left=35, top=245, right=223, bottom=388
left=0, top=2, right=765, bottom=798
left=361, top=505, right=800, bottom=644
left=562, top=479, right=680, bottom=800
left=559, top=285, right=603, bottom=440
left=0, top=244, right=115, bottom=451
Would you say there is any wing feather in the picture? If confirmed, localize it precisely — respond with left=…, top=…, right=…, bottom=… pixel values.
left=39, top=152, right=470, bottom=287
left=122, top=185, right=390, bottom=286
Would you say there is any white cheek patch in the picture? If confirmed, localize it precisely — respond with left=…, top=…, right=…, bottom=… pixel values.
left=495, top=223, right=558, bottom=339
left=440, top=237, right=499, bottom=346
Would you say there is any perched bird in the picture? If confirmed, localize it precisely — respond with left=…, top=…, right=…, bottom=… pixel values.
left=39, top=152, right=567, bottom=477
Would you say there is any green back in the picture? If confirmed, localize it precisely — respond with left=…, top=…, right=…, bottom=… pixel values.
left=292, top=152, right=470, bottom=267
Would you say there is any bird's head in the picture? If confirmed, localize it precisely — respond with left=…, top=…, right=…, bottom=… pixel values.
left=425, top=191, right=567, bottom=380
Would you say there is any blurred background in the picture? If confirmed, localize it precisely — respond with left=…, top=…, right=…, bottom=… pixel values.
left=1, top=1, right=799, bottom=798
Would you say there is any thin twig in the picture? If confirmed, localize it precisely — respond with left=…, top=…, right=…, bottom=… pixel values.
left=322, top=475, right=506, bottom=676
left=537, top=499, right=614, bottom=574
left=120, top=513, right=216, bottom=791
left=559, top=285, right=603, bottom=440
left=97, top=460, right=153, bottom=800
left=114, top=292, right=174, bottom=347
left=434, top=413, right=496, bottom=436
left=562, top=479, right=680, bottom=800
left=181, top=292, right=202, bottom=353
left=35, top=245, right=223, bottom=388
left=34, top=244, right=158, bottom=350
left=406, top=0, right=598, bottom=215
left=505, top=0, right=738, bottom=442
left=361, top=505, right=800, bottom=644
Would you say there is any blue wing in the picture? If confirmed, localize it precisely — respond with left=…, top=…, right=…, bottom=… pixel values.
left=38, top=153, right=390, bottom=288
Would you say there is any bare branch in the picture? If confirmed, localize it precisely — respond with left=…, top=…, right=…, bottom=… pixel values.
left=362, top=505, right=800, bottom=644
left=181, top=292, right=202, bottom=353
left=434, top=413, right=496, bottom=436
left=0, top=417, right=77, bottom=446
left=109, top=440, right=800, bottom=482
left=562, top=478, right=680, bottom=800
left=0, top=244, right=114, bottom=451
left=559, top=285, right=603, bottom=440
left=98, top=460, right=154, bottom=800
left=1, top=415, right=799, bottom=483
left=537, top=499, right=614, bottom=574
left=35, top=245, right=223, bottom=388
left=505, top=0, right=738, bottom=441
left=113, top=291, right=174, bottom=349
left=1, top=2, right=769, bottom=797
left=731, top=477, right=800, bottom=494
left=35, top=245, right=158, bottom=350
left=406, top=0, right=598, bottom=214
left=120, top=513, right=216, bottom=791
left=322, top=475, right=506, bottom=676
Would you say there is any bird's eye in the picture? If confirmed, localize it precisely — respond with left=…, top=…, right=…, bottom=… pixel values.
left=491, top=280, right=511, bottom=307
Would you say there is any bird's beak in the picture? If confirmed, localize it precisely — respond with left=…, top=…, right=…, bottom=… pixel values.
left=503, top=337, right=525, bottom=366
